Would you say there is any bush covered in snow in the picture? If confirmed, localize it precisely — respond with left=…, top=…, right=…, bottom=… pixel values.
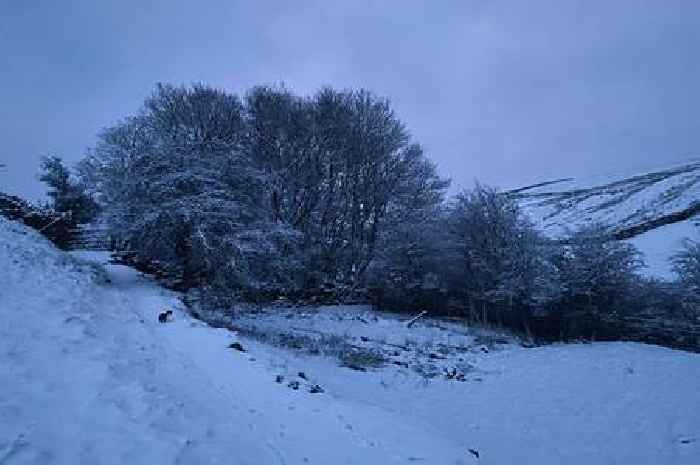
left=673, top=238, right=700, bottom=292
left=541, top=223, right=644, bottom=335
left=671, top=237, right=700, bottom=317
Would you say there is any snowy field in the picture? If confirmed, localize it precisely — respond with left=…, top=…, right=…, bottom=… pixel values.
left=2, top=216, right=700, bottom=464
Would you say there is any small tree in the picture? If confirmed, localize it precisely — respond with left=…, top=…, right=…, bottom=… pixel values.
left=671, top=237, right=700, bottom=317
left=447, top=185, right=556, bottom=325
left=550, top=224, right=643, bottom=335
left=39, top=156, right=98, bottom=224
left=672, top=238, right=700, bottom=292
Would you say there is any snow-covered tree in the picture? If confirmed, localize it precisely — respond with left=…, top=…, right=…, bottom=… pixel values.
left=39, top=155, right=98, bottom=224
left=244, top=85, right=318, bottom=226
left=672, top=237, right=700, bottom=293
left=552, top=224, right=643, bottom=318
left=244, top=86, right=447, bottom=296
left=80, top=83, right=299, bottom=299
left=671, top=236, right=700, bottom=316
left=81, top=82, right=449, bottom=306
left=366, top=145, right=452, bottom=306
left=447, top=185, right=556, bottom=323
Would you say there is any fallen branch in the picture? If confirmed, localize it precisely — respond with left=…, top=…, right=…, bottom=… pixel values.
left=406, top=310, right=428, bottom=328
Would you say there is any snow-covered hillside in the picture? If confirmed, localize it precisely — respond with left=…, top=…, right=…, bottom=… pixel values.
left=512, top=161, right=700, bottom=278
left=2, top=216, right=700, bottom=464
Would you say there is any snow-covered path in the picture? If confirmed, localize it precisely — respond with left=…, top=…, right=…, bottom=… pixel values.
left=2, top=218, right=700, bottom=464
left=0, top=220, right=466, bottom=464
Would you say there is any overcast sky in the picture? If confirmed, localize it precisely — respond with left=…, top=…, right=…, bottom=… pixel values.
left=1, top=0, right=699, bottom=201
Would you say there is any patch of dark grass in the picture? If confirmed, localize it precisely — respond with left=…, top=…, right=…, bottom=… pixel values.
left=229, top=323, right=387, bottom=370
left=338, top=347, right=387, bottom=371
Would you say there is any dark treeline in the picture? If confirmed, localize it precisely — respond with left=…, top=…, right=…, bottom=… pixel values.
left=32, top=83, right=700, bottom=343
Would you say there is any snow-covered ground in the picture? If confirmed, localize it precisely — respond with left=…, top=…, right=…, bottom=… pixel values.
left=2, top=216, right=700, bottom=464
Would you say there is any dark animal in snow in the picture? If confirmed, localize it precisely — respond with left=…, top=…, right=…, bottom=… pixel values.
left=228, top=342, right=245, bottom=352
left=158, top=310, right=173, bottom=323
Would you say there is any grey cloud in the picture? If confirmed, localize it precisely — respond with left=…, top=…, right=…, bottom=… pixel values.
left=1, top=0, right=698, bottom=200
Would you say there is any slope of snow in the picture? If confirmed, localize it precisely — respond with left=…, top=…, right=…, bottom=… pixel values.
left=513, top=161, right=700, bottom=279
left=2, top=216, right=700, bottom=464
left=514, top=161, right=700, bottom=237
left=0, top=218, right=463, bottom=464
